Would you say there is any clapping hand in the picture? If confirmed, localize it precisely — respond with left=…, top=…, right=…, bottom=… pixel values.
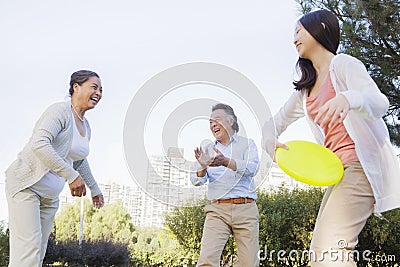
left=194, top=146, right=213, bottom=170
left=209, top=147, right=228, bottom=167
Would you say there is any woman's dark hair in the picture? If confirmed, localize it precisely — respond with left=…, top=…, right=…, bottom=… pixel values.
left=69, top=70, right=100, bottom=96
left=293, top=9, right=340, bottom=91
left=212, top=103, right=239, bottom=133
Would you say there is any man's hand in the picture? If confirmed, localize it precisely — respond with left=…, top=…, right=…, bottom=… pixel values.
left=69, top=176, right=86, bottom=197
left=209, top=147, right=228, bottom=167
left=194, top=146, right=213, bottom=170
left=210, top=147, right=237, bottom=171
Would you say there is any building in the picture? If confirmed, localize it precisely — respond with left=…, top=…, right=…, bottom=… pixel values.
left=143, top=148, right=207, bottom=226
left=58, top=149, right=307, bottom=228
left=258, top=162, right=308, bottom=192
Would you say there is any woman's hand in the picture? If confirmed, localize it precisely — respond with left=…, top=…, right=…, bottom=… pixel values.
left=276, top=141, right=289, bottom=150
left=272, top=141, right=289, bottom=162
left=92, top=194, right=104, bottom=209
left=315, top=94, right=350, bottom=129
left=69, top=176, right=86, bottom=197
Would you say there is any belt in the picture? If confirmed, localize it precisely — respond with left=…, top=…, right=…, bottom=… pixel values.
left=212, top=197, right=254, bottom=204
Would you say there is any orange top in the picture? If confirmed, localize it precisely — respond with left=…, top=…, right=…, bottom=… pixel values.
left=306, top=74, right=359, bottom=164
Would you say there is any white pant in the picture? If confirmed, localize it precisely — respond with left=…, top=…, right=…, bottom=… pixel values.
left=6, top=188, right=59, bottom=267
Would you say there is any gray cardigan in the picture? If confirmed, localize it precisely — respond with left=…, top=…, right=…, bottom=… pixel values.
left=5, top=100, right=102, bottom=198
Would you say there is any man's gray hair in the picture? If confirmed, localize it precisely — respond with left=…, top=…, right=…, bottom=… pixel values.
left=212, top=103, right=239, bottom=133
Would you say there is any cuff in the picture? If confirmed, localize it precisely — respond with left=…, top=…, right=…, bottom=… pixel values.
left=88, top=183, right=102, bottom=197
left=235, top=159, right=247, bottom=175
left=340, top=91, right=362, bottom=110
left=66, top=171, right=80, bottom=184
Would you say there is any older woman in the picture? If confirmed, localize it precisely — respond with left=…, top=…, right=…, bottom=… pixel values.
left=5, top=70, right=104, bottom=266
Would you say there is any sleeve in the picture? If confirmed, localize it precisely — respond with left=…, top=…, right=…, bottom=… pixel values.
left=30, top=103, right=79, bottom=184
left=335, top=55, right=389, bottom=120
left=262, top=91, right=305, bottom=156
left=273, top=91, right=305, bottom=136
left=190, top=161, right=208, bottom=186
left=74, top=159, right=102, bottom=197
left=235, top=139, right=259, bottom=177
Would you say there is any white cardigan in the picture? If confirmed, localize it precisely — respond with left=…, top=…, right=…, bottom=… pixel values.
left=5, top=100, right=102, bottom=198
left=264, top=54, right=400, bottom=215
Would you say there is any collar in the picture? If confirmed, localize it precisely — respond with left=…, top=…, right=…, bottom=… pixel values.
left=214, top=132, right=238, bottom=146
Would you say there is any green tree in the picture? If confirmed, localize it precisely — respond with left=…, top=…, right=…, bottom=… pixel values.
left=88, top=200, right=135, bottom=243
left=165, top=186, right=400, bottom=266
left=54, top=200, right=82, bottom=241
left=129, top=226, right=194, bottom=266
left=356, top=208, right=400, bottom=266
left=0, top=221, right=9, bottom=267
left=257, top=186, right=323, bottom=267
left=165, top=188, right=323, bottom=267
left=296, top=0, right=400, bottom=146
left=164, top=200, right=206, bottom=255
left=165, top=199, right=237, bottom=266
left=48, top=199, right=135, bottom=266
left=54, top=199, right=135, bottom=243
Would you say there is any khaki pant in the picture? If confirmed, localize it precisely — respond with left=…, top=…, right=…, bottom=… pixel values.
left=310, top=161, right=375, bottom=266
left=197, top=201, right=259, bottom=267
left=6, top=188, right=59, bottom=267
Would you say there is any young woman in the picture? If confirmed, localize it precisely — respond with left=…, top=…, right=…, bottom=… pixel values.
left=263, top=9, right=400, bottom=266
left=5, top=70, right=105, bottom=266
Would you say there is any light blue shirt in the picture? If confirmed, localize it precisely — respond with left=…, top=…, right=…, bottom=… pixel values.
left=190, top=133, right=259, bottom=200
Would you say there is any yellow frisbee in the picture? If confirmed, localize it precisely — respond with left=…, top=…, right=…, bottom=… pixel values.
left=275, top=140, right=344, bottom=186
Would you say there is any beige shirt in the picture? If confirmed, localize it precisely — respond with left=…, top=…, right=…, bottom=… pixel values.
left=5, top=100, right=101, bottom=198
left=29, top=109, right=90, bottom=198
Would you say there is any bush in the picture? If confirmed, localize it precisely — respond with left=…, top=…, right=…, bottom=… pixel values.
left=129, top=227, right=196, bottom=266
left=257, top=186, right=323, bottom=267
left=44, top=239, right=130, bottom=266
left=166, top=186, right=400, bottom=266
left=356, top=208, right=400, bottom=266
left=2, top=187, right=399, bottom=266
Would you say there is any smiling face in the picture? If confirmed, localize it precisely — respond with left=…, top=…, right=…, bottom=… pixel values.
left=73, top=76, right=102, bottom=111
left=293, top=22, right=321, bottom=59
left=209, top=109, right=234, bottom=145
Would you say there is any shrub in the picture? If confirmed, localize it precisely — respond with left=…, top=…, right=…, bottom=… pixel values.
left=44, top=239, right=130, bottom=266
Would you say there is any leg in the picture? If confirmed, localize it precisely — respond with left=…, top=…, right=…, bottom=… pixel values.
left=7, top=188, right=42, bottom=267
left=39, top=196, right=60, bottom=265
left=197, top=203, right=232, bottom=267
left=310, top=162, right=375, bottom=266
left=232, top=202, right=260, bottom=267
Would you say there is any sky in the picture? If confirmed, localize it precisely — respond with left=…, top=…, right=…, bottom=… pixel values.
left=0, top=0, right=317, bottom=222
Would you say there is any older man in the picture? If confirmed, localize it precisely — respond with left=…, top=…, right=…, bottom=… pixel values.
left=191, top=103, right=260, bottom=266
